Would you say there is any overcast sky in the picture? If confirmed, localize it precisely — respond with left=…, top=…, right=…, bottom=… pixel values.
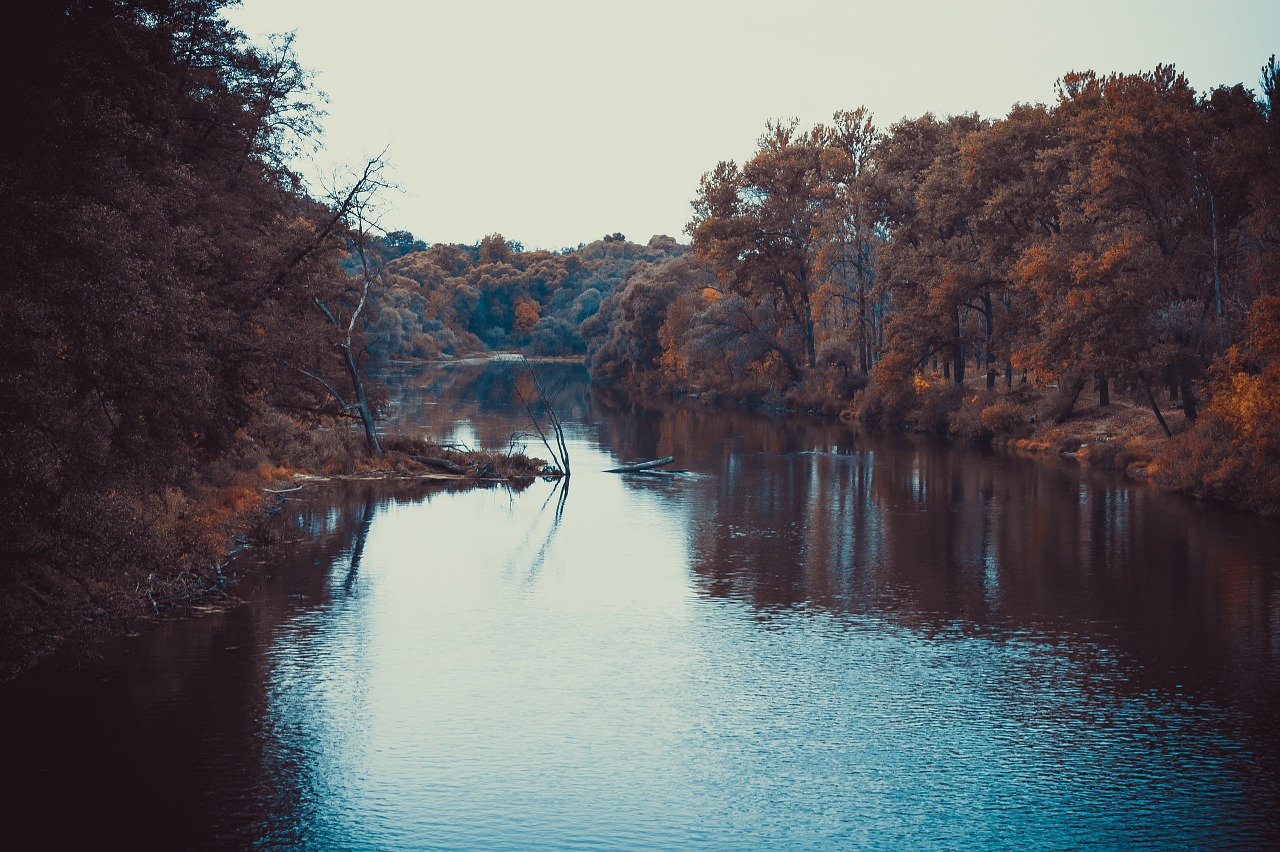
left=226, top=0, right=1280, bottom=250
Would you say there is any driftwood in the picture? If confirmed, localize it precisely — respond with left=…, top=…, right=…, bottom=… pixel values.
left=412, top=455, right=470, bottom=475
left=605, top=456, right=674, bottom=474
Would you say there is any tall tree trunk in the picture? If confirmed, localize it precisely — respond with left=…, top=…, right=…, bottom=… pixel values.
left=1097, top=373, right=1110, bottom=407
left=1211, top=189, right=1222, bottom=322
left=857, top=286, right=869, bottom=374
left=874, top=301, right=884, bottom=365
left=982, top=292, right=996, bottom=389
left=806, top=315, right=817, bottom=369
left=795, top=274, right=817, bottom=369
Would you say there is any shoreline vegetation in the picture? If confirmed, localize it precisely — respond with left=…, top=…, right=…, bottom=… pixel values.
left=0, top=425, right=554, bottom=681
left=3, top=1, right=1277, bottom=677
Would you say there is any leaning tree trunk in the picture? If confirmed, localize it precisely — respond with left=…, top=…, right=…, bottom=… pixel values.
left=1054, top=371, right=1087, bottom=423
left=1144, top=382, right=1173, bottom=438
left=341, top=343, right=381, bottom=455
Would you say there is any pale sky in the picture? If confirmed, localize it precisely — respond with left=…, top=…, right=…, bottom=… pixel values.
left=226, top=0, right=1279, bottom=250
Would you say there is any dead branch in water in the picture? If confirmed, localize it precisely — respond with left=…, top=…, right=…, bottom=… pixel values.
left=515, top=355, right=571, bottom=478
left=604, top=457, right=675, bottom=473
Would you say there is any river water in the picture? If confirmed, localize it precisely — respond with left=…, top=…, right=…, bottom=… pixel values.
left=5, top=358, right=1279, bottom=850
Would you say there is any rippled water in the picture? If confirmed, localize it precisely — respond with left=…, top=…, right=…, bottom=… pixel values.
left=5, top=359, right=1279, bottom=849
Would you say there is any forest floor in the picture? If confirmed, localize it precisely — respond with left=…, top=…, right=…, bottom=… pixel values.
left=995, top=395, right=1179, bottom=478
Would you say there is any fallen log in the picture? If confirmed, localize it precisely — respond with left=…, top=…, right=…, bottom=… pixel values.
left=604, top=456, right=675, bottom=473
left=412, top=455, right=470, bottom=475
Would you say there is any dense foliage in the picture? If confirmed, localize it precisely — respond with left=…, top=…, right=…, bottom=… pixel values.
left=0, top=0, right=388, bottom=653
left=362, top=233, right=685, bottom=360
left=584, top=61, right=1280, bottom=512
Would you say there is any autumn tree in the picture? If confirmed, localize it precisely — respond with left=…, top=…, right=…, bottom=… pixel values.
left=586, top=257, right=716, bottom=391
left=689, top=120, right=829, bottom=378
left=813, top=108, right=883, bottom=376
left=1153, top=57, right=1280, bottom=511
left=1016, top=67, right=1261, bottom=432
left=962, top=103, right=1065, bottom=390
left=869, top=113, right=987, bottom=386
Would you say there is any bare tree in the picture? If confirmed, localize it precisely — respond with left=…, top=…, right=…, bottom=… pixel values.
left=515, top=355, right=571, bottom=478
left=292, top=156, right=391, bottom=455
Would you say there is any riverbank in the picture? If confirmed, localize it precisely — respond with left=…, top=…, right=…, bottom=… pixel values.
left=856, top=376, right=1280, bottom=515
left=0, top=436, right=552, bottom=681
left=993, top=398, right=1164, bottom=475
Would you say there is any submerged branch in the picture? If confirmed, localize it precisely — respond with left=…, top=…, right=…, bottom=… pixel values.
left=605, top=457, right=675, bottom=473
left=515, top=354, right=571, bottom=478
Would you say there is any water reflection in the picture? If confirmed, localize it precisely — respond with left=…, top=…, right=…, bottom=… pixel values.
left=582, top=388, right=1280, bottom=707
left=5, top=359, right=1279, bottom=849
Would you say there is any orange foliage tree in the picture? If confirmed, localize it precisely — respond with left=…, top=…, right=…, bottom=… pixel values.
left=1153, top=296, right=1280, bottom=513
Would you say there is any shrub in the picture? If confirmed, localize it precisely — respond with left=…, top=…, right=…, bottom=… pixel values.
left=913, top=383, right=964, bottom=433
left=980, top=400, right=1031, bottom=437
left=947, top=400, right=987, bottom=442
left=1151, top=413, right=1280, bottom=515
left=526, top=316, right=584, bottom=356
left=782, top=366, right=865, bottom=413
left=852, top=354, right=919, bottom=426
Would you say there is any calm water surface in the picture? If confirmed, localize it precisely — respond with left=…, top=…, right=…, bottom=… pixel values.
left=5, top=359, right=1280, bottom=850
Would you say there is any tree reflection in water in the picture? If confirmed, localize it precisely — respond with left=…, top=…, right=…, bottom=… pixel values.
left=8, top=359, right=1277, bottom=849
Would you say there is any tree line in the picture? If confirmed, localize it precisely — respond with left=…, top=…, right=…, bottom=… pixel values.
left=362, top=232, right=685, bottom=361
left=585, top=60, right=1280, bottom=514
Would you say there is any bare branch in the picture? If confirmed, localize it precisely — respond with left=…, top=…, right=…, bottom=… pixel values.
left=288, top=362, right=354, bottom=411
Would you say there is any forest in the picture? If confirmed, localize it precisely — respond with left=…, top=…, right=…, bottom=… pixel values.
left=0, top=0, right=403, bottom=663
left=2, top=1, right=1278, bottom=671
left=363, top=231, right=685, bottom=360
left=582, top=63, right=1280, bottom=516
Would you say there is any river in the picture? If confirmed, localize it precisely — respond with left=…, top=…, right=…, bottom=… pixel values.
left=4, top=358, right=1279, bottom=850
